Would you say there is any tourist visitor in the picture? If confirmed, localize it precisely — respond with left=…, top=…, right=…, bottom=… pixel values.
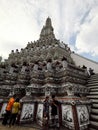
left=42, top=112, right=49, bottom=130
left=8, top=98, right=20, bottom=127
left=89, top=68, right=95, bottom=75
left=42, top=96, right=50, bottom=130
left=51, top=95, right=60, bottom=129
left=43, top=96, right=50, bottom=118
left=2, top=94, right=16, bottom=126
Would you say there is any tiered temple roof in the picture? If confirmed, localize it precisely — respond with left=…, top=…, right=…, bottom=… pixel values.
left=0, top=17, right=89, bottom=98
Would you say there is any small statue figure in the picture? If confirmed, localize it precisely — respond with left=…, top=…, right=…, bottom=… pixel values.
left=61, top=57, right=68, bottom=68
left=46, top=59, right=52, bottom=72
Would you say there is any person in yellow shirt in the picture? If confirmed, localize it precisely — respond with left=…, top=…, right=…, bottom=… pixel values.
left=2, top=94, right=16, bottom=126
left=8, top=98, right=20, bottom=127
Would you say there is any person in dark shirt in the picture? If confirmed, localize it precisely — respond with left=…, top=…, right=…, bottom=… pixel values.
left=43, top=96, right=50, bottom=118
left=43, top=96, right=50, bottom=130
left=51, top=95, right=60, bottom=129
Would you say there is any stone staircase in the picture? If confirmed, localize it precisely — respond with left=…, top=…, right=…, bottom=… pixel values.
left=87, top=74, right=98, bottom=130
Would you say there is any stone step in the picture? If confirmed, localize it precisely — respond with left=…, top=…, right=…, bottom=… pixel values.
left=89, top=92, right=98, bottom=94
left=90, top=114, right=98, bottom=120
left=92, top=104, right=98, bottom=108
left=86, top=83, right=98, bottom=87
left=88, top=75, right=98, bottom=79
left=90, top=88, right=98, bottom=92
left=87, top=95, right=98, bottom=99
left=91, top=109, right=98, bottom=114
left=87, top=86, right=98, bottom=89
left=89, top=128, right=96, bottom=130
left=87, top=77, right=98, bottom=82
left=90, top=121, right=98, bottom=129
left=87, top=80, right=98, bottom=84
left=90, top=74, right=98, bottom=78
left=90, top=73, right=98, bottom=76
left=88, top=78, right=98, bottom=82
left=88, top=74, right=98, bottom=77
left=87, top=74, right=98, bottom=130
left=88, top=76, right=98, bottom=80
left=90, top=85, right=98, bottom=88
left=92, top=99, right=98, bottom=103
left=90, top=121, right=98, bottom=127
left=89, top=77, right=98, bottom=81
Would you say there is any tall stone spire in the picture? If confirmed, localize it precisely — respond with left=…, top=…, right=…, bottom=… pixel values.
left=46, top=17, right=52, bottom=27
left=40, top=17, right=55, bottom=40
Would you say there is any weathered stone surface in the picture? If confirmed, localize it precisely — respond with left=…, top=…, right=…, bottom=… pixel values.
left=0, top=17, right=92, bottom=130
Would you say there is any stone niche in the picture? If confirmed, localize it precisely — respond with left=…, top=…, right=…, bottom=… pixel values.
left=36, top=102, right=44, bottom=126
left=61, top=98, right=90, bottom=130
left=18, top=92, right=37, bottom=124
left=0, top=99, right=6, bottom=119
left=60, top=83, right=91, bottom=130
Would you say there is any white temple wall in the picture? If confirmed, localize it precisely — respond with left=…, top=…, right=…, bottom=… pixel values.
left=71, top=53, right=98, bottom=73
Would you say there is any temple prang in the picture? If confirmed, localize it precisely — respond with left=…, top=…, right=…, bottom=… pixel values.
left=0, top=17, right=98, bottom=130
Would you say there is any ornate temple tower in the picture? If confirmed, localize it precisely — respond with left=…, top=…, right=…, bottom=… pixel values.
left=40, top=17, right=55, bottom=40
left=0, top=17, right=91, bottom=130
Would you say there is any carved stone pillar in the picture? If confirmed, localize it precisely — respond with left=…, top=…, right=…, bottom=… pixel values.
left=61, top=82, right=90, bottom=130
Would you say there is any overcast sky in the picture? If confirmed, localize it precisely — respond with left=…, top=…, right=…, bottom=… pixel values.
left=0, top=0, right=98, bottom=62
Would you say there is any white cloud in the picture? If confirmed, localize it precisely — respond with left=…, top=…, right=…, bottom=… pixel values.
left=0, top=0, right=39, bottom=58
left=0, top=0, right=98, bottom=61
left=76, top=6, right=98, bottom=56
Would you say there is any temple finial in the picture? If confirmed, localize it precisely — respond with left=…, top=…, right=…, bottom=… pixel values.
left=46, top=17, right=52, bottom=27
left=40, top=17, right=55, bottom=40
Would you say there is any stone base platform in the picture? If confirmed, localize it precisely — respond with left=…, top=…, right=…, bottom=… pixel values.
left=0, top=122, right=68, bottom=130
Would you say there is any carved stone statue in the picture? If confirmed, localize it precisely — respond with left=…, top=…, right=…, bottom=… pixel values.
left=33, top=62, right=39, bottom=71
left=46, top=59, right=52, bottom=72
left=62, top=57, right=68, bottom=68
